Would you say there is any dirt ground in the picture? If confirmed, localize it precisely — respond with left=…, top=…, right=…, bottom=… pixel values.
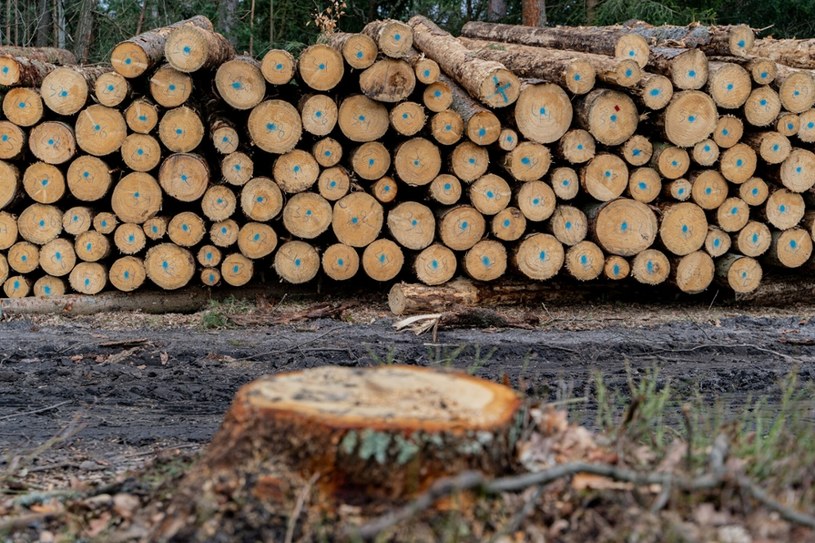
left=2, top=293, right=814, bottom=486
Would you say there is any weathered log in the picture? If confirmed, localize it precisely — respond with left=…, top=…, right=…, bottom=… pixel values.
left=622, top=20, right=754, bottom=56
left=0, top=56, right=56, bottom=87
left=359, top=59, right=416, bottom=102
left=752, top=37, right=815, bottom=70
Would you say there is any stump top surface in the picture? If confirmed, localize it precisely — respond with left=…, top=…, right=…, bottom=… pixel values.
left=243, top=365, right=520, bottom=431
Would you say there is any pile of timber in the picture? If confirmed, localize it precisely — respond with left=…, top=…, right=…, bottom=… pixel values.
left=0, top=17, right=814, bottom=304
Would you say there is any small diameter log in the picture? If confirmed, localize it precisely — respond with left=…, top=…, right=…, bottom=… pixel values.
left=321, top=243, right=359, bottom=281
left=111, top=16, right=213, bottom=78
left=274, top=149, right=319, bottom=193
left=111, top=172, right=162, bottom=224
left=576, top=88, right=638, bottom=146
left=75, top=105, right=127, bottom=157
left=589, top=198, right=657, bottom=256
left=430, top=110, right=464, bottom=146
left=690, top=170, right=728, bottom=210
left=332, top=192, right=384, bottom=248
left=428, top=174, right=462, bottom=205
left=764, top=189, right=805, bottom=230
left=409, top=16, right=520, bottom=108
left=164, top=25, right=235, bottom=73
left=363, top=19, right=413, bottom=58
left=635, top=73, right=673, bottom=110
left=557, top=129, right=595, bottom=164
left=149, top=65, right=192, bottom=108
left=405, top=49, right=441, bottom=84
left=109, top=256, right=147, bottom=292
left=492, top=207, right=527, bottom=242
left=114, top=223, right=147, bottom=255
left=797, top=109, right=815, bottom=143
left=143, top=217, right=169, bottom=240
left=705, top=226, right=731, bottom=257
left=437, top=73, right=502, bottom=145
left=63, top=207, right=92, bottom=236
left=317, top=167, right=350, bottom=201
left=580, top=153, right=629, bottom=201
left=719, top=143, right=757, bottom=184
left=438, top=205, right=486, bottom=251
left=23, top=162, right=64, bottom=204
left=373, top=176, right=400, bottom=204
left=512, top=83, right=573, bottom=145
left=671, top=250, right=714, bottom=294
left=514, top=233, right=564, bottom=280
left=350, top=143, right=389, bottom=186
left=4, top=276, right=31, bottom=297
left=29, top=121, right=75, bottom=165
left=359, top=59, right=416, bottom=103
left=0, top=255, right=8, bottom=286
left=775, top=66, right=815, bottom=114
left=457, top=37, right=596, bottom=95
left=778, top=148, right=815, bottom=192
left=736, top=220, right=772, bottom=257
left=716, top=197, right=750, bottom=233
left=423, top=81, right=453, bottom=112
left=470, top=174, right=511, bottom=216
left=282, top=192, right=332, bottom=240
left=75, top=230, right=110, bottom=262
left=0, top=121, right=26, bottom=160
left=743, top=86, right=781, bottom=127
left=248, top=100, right=302, bottom=154
left=460, top=21, right=651, bottom=68
left=0, top=211, right=18, bottom=249
left=144, top=243, right=196, bottom=290
left=388, top=202, right=435, bottom=251
left=412, top=244, right=457, bottom=285
left=628, top=167, right=661, bottom=203
left=299, top=94, right=338, bottom=137
left=241, top=177, right=283, bottom=222
left=221, top=253, right=253, bottom=287
left=549, top=205, right=587, bottom=246
left=158, top=106, right=205, bottom=154
left=503, top=141, right=551, bottom=181
left=210, top=117, right=239, bottom=154
left=362, top=239, right=404, bottom=281
left=313, top=138, right=342, bottom=167
left=337, top=95, right=389, bottom=142
left=692, top=139, right=719, bottom=166
left=198, top=245, right=223, bottom=267
left=93, top=212, right=118, bottom=234
left=649, top=47, right=708, bottom=90
left=298, top=44, right=344, bottom=91
left=202, top=268, right=221, bottom=287
left=33, top=276, right=66, bottom=297
left=716, top=253, right=762, bottom=293
left=201, top=186, right=236, bottom=222
left=18, top=204, right=62, bottom=245
left=0, top=161, right=20, bottom=210
left=66, top=155, right=113, bottom=202
left=222, top=152, right=253, bottom=186
left=564, top=240, right=604, bottom=281
left=712, top=115, right=743, bottom=148
left=498, top=128, right=518, bottom=151
left=159, top=153, right=209, bottom=202
left=551, top=167, right=580, bottom=200
left=236, top=223, right=278, bottom=260
left=94, top=72, right=130, bottom=108
left=516, top=180, right=556, bottom=222
left=260, top=49, right=296, bottom=85
left=167, top=212, right=206, bottom=247
left=706, top=61, right=751, bottom=109
left=766, top=228, right=813, bottom=269
left=0, top=56, right=55, bottom=88
left=215, top=56, right=265, bottom=110
left=125, top=99, right=160, bottom=134
left=274, top=240, right=320, bottom=284
left=661, top=91, right=718, bottom=147
left=631, top=249, right=670, bottom=285
left=622, top=135, right=653, bottom=166
left=121, top=133, right=162, bottom=172
left=390, top=102, right=426, bottom=136
left=604, top=255, right=630, bottom=280
left=3, top=87, right=44, bottom=127
left=651, top=144, right=689, bottom=180
left=324, top=32, right=377, bottom=70
left=450, top=140, right=488, bottom=182
left=659, top=202, right=708, bottom=256
left=777, top=112, right=799, bottom=136
left=8, top=241, right=39, bottom=273
left=41, top=65, right=111, bottom=116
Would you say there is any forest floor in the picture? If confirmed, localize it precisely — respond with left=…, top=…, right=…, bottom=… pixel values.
left=1, top=291, right=815, bottom=541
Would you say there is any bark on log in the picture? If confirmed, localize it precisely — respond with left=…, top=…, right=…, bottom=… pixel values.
left=0, top=46, right=76, bottom=64
left=0, top=56, right=56, bottom=87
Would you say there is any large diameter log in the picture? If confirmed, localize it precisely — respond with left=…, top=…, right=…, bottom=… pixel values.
left=298, top=44, right=344, bottom=91
left=158, top=106, right=204, bottom=153
left=159, top=153, right=210, bottom=202
left=774, top=65, right=815, bottom=113
left=576, top=88, right=638, bottom=146
left=649, top=47, right=708, bottom=90
left=274, top=240, right=320, bottom=284
left=3, top=88, right=44, bottom=127
left=409, top=16, right=519, bottom=108
left=359, top=59, right=416, bottom=102
left=248, top=99, right=302, bottom=154
left=0, top=56, right=56, bottom=87
left=215, top=56, right=266, bottom=110
left=111, top=16, right=213, bottom=78
left=460, top=21, right=651, bottom=68
left=41, top=65, right=110, bottom=116
left=149, top=65, right=192, bottom=108
left=144, top=243, right=196, bottom=290
left=707, top=61, right=751, bottom=109
left=159, top=366, right=520, bottom=540
left=624, top=21, right=754, bottom=56
left=75, top=105, right=127, bottom=156
left=29, top=121, right=75, bottom=165
left=164, top=25, right=235, bottom=73
left=662, top=91, right=718, bottom=147
left=413, top=244, right=457, bottom=285
left=672, top=250, right=715, bottom=294
left=659, top=202, right=708, bottom=256
left=337, top=95, right=389, bottom=142
left=514, top=233, right=564, bottom=280
left=515, top=83, right=573, bottom=144
left=94, top=72, right=130, bottom=107
left=111, top=172, right=162, bottom=224
left=589, top=198, right=658, bottom=256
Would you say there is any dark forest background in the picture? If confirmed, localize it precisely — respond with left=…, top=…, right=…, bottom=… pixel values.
left=3, top=0, right=813, bottom=64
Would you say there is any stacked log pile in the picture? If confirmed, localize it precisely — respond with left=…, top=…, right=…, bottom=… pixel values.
left=1, top=16, right=814, bottom=303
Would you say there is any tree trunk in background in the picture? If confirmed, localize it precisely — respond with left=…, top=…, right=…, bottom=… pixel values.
left=73, top=0, right=94, bottom=62
left=218, top=0, right=239, bottom=46
left=136, top=0, right=148, bottom=35
left=55, top=0, right=66, bottom=48
left=522, top=0, right=546, bottom=27
left=488, top=0, right=507, bottom=22
left=586, top=0, right=599, bottom=24
left=36, top=0, right=52, bottom=47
